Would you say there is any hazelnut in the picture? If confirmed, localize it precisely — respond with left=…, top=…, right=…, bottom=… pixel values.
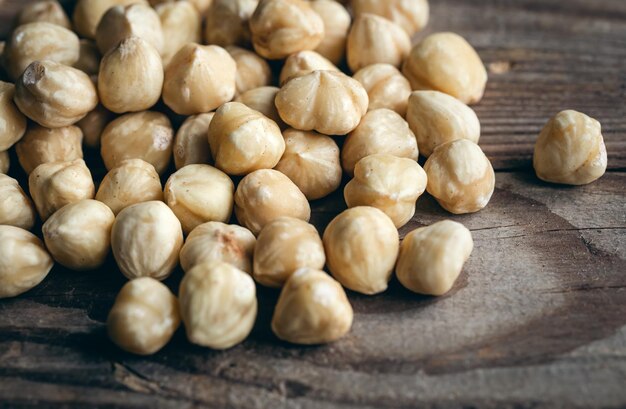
left=16, top=125, right=84, bottom=174
left=16, top=0, right=71, bottom=29
left=173, top=113, right=214, bottom=169
left=0, top=150, right=9, bottom=174
left=186, top=0, right=213, bottom=14
left=341, top=108, right=418, bottom=176
left=534, top=110, right=608, bottom=185
left=0, top=225, right=53, bottom=299
left=156, top=1, right=202, bottom=66
left=0, top=81, right=27, bottom=150
left=96, top=159, right=163, bottom=215
left=275, top=70, right=368, bottom=135
left=424, top=139, right=495, bottom=214
left=111, top=201, right=183, bottom=280
left=275, top=128, right=342, bottom=200
left=253, top=217, right=325, bottom=288
left=107, top=277, right=180, bottom=355
left=74, top=39, right=101, bottom=76
left=42, top=199, right=115, bottom=270
left=353, top=63, right=411, bottom=116
left=0, top=174, right=36, bottom=230
left=406, top=90, right=481, bottom=157
left=179, top=261, right=257, bottom=349
left=351, top=0, right=429, bottom=36
left=203, top=0, right=259, bottom=47
left=323, top=206, right=399, bottom=295
left=208, top=102, right=285, bottom=176
left=95, top=4, right=164, bottom=56
left=309, top=0, right=351, bottom=65
left=72, top=0, right=149, bottom=39
left=234, top=86, right=286, bottom=129
left=227, top=46, right=272, bottom=96
left=14, top=61, right=98, bottom=128
left=179, top=222, right=256, bottom=273
left=76, top=105, right=114, bottom=149
left=279, top=50, right=339, bottom=85
left=403, top=32, right=488, bottom=104
left=396, top=220, right=473, bottom=296
left=235, top=169, right=311, bottom=235
left=272, top=268, right=353, bottom=344
left=163, top=44, right=237, bottom=115
left=250, top=0, right=325, bottom=60
left=100, top=111, right=173, bottom=174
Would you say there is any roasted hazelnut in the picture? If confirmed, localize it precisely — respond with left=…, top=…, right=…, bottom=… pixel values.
left=227, top=46, right=272, bottom=96
left=0, top=174, right=36, bottom=230
left=234, top=86, right=286, bottom=129
left=16, top=0, right=71, bottom=29
left=156, top=1, right=202, bottom=66
left=173, top=113, right=214, bottom=169
left=279, top=50, right=339, bottom=85
left=16, top=125, right=83, bottom=175
left=0, top=151, right=9, bottom=174
left=353, top=63, right=411, bottom=116
left=351, top=0, right=429, bottom=36
left=74, top=40, right=101, bottom=76
left=0, top=81, right=27, bottom=150
left=77, top=105, right=114, bottom=148
left=95, top=4, right=164, bottom=56
left=73, top=0, right=149, bottom=39
left=309, top=0, right=351, bottom=65
left=204, top=0, right=259, bottom=47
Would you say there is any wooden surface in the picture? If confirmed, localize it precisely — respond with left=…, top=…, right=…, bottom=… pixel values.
left=1, top=0, right=626, bottom=408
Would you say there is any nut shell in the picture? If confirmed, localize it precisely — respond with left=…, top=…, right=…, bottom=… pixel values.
left=16, top=125, right=84, bottom=174
left=0, top=174, right=36, bottom=230
left=0, top=81, right=27, bottom=151
left=353, top=63, right=411, bottom=116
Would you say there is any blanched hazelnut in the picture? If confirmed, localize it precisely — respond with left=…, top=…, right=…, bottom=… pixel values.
left=323, top=206, right=399, bottom=295
left=396, top=220, right=473, bottom=296
left=74, top=40, right=101, bottom=76
left=173, top=113, right=214, bottom=169
left=275, top=71, right=368, bottom=135
left=100, top=111, right=173, bottom=174
left=0, top=174, right=36, bottom=230
left=107, top=277, right=180, bottom=355
left=208, top=102, right=285, bottom=176
left=0, top=225, right=53, bottom=299
left=275, top=128, right=342, bottom=200
left=406, top=90, right=481, bottom=157
left=14, top=61, right=98, bottom=128
left=77, top=105, right=114, bottom=148
left=272, top=268, right=353, bottom=344
left=187, top=0, right=213, bottom=14
left=156, top=2, right=202, bottom=66
left=226, top=46, right=272, bottom=96
left=163, top=44, right=237, bottom=115
left=96, top=4, right=164, bottom=56
left=204, top=0, right=259, bottom=47
left=341, top=109, right=418, bottom=176
left=73, top=0, right=149, bottom=39
left=111, top=201, right=183, bottom=280
left=534, top=110, right=607, bottom=185
left=351, top=0, right=429, bottom=36
left=96, top=159, right=163, bottom=215
left=42, top=199, right=115, bottom=270
left=279, top=50, right=339, bottom=85
left=179, top=222, right=256, bottom=273
left=309, top=0, right=351, bottom=65
left=0, top=81, right=27, bottom=151
left=235, top=169, right=311, bottom=235
left=0, top=151, right=8, bottom=174
left=353, top=63, right=411, bottom=116
left=234, top=86, right=286, bottom=129
left=16, top=0, right=71, bottom=29
left=403, top=32, right=487, bottom=104
left=424, top=139, right=495, bottom=214
left=250, top=0, right=325, bottom=60
left=16, top=125, right=83, bottom=174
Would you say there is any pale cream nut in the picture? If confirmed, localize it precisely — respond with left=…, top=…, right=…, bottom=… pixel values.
left=353, top=63, right=411, bottom=116
left=0, top=81, right=27, bottom=151
left=173, top=113, right=214, bottom=169
left=203, top=0, right=259, bottom=47
left=72, top=0, right=149, bottom=39
left=74, top=39, right=101, bottom=76
left=76, top=105, right=114, bottom=148
left=234, top=86, right=286, bottom=129
left=156, top=1, right=202, bottom=66
left=16, top=0, right=72, bottom=29
left=187, top=0, right=213, bottom=14
left=309, top=0, right=351, bottom=65
left=351, top=0, right=429, bottom=36
left=0, top=174, right=36, bottom=230
left=279, top=50, right=339, bottom=85
left=16, top=125, right=84, bottom=174
left=227, top=46, right=272, bottom=96
left=0, top=151, right=8, bottom=174
left=95, top=4, right=164, bottom=56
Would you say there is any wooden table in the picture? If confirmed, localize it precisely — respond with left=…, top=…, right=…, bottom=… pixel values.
left=1, top=1, right=626, bottom=407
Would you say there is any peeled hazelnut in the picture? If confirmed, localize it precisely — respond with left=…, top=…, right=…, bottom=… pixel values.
left=77, top=105, right=114, bottom=148
left=98, top=36, right=164, bottom=114
left=208, top=102, right=285, bottom=176
left=403, top=32, right=487, bottom=104
left=0, top=225, right=53, bottom=299
left=42, top=199, right=115, bottom=270
left=96, top=4, right=164, bottom=56
left=250, top=0, right=325, bottom=60
left=74, top=40, right=101, bottom=76
left=275, top=128, right=342, bottom=200
left=226, top=46, right=272, bottom=96
left=179, top=261, right=257, bottom=349
left=272, top=268, right=353, bottom=344
left=407, top=90, right=481, bottom=157
left=276, top=70, right=368, bottom=135
left=351, top=0, right=429, bottom=36
left=163, top=44, right=237, bottom=115
left=341, top=109, right=418, bottom=176
left=309, top=0, right=351, bottom=65
left=107, top=277, right=180, bottom=355
left=179, top=222, right=256, bottom=273
left=534, top=110, right=607, bottom=185
left=16, top=0, right=71, bottom=29
left=0, top=151, right=9, bottom=174
left=424, top=139, right=495, bottom=214
left=235, top=169, right=311, bottom=235
left=186, top=0, right=213, bottom=14
left=0, top=174, right=36, bottom=230
left=353, top=63, right=411, bottom=116
left=14, top=61, right=98, bottom=128
left=204, top=0, right=259, bottom=47
left=279, top=50, right=339, bottom=85
left=396, top=220, right=473, bottom=296
left=347, top=13, right=411, bottom=73
left=100, top=111, right=173, bottom=174
left=111, top=201, right=183, bottom=280
left=156, top=2, right=202, bottom=66
left=16, top=125, right=84, bottom=174
left=173, top=113, right=214, bottom=169
left=323, top=206, right=399, bottom=295
left=73, top=0, right=149, bottom=39
left=0, top=81, right=27, bottom=150
left=234, top=86, right=286, bottom=129
left=96, top=159, right=163, bottom=215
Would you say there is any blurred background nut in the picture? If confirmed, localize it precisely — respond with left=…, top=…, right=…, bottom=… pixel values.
left=95, top=4, right=164, bottom=56
left=173, top=113, right=214, bottom=169
left=16, top=125, right=84, bottom=175
left=272, top=268, right=353, bottom=345
left=179, top=261, right=257, bottom=349
left=235, top=169, right=311, bottom=235
left=185, top=0, right=213, bottom=14
left=179, top=222, right=256, bottom=273
left=107, top=277, right=180, bottom=355
left=77, top=105, right=114, bottom=149
left=0, top=174, right=36, bottom=230
left=275, top=71, right=368, bottom=135
left=0, top=225, right=53, bottom=299
left=309, top=0, right=351, bottom=65
left=275, top=128, right=342, bottom=200
left=96, top=159, right=163, bottom=215
left=403, top=32, right=488, bottom=104
left=279, top=50, right=339, bottom=85
left=73, top=0, right=149, bottom=39
left=16, top=0, right=71, bottom=29
left=353, top=63, right=411, bottom=116
left=156, top=1, right=201, bottom=67
left=344, top=154, right=427, bottom=228
left=204, top=0, right=259, bottom=47
left=424, top=139, right=495, bottom=214
left=0, top=151, right=9, bottom=174
left=234, top=86, right=286, bottom=129
left=534, top=110, right=607, bottom=185
left=0, top=81, right=27, bottom=150
left=227, top=46, right=272, bottom=96
left=163, top=44, right=237, bottom=115
left=42, top=199, right=115, bottom=270
left=407, top=90, right=481, bottom=157
left=396, top=220, right=473, bottom=296
left=74, top=40, right=101, bottom=76
left=323, top=206, right=399, bottom=295
left=351, top=0, right=430, bottom=36
left=111, top=201, right=183, bottom=280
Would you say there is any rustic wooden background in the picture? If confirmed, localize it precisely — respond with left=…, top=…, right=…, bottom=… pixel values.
left=1, top=0, right=626, bottom=408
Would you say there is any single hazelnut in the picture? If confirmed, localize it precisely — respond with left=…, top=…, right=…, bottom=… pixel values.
left=173, top=113, right=214, bottom=169
left=279, top=50, right=339, bottom=85
left=0, top=81, right=27, bottom=150
left=309, top=0, right=351, bottom=65
left=74, top=39, right=101, bottom=76
left=323, top=206, right=399, bottom=295
left=0, top=174, right=36, bottom=230
left=396, top=220, right=473, bottom=296
left=156, top=1, right=202, bottom=66
left=72, top=0, right=149, bottom=39
left=424, top=139, right=495, bottom=214
left=76, top=105, right=114, bottom=149
left=234, top=86, right=286, bottom=129
left=351, top=0, right=429, bottom=36
left=227, top=46, right=272, bottom=96
left=16, top=0, right=72, bottom=29
left=16, top=125, right=84, bottom=174
left=95, top=4, right=164, bottom=56
left=203, top=0, right=259, bottom=47
left=0, top=150, right=9, bottom=174
left=353, top=63, right=411, bottom=116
